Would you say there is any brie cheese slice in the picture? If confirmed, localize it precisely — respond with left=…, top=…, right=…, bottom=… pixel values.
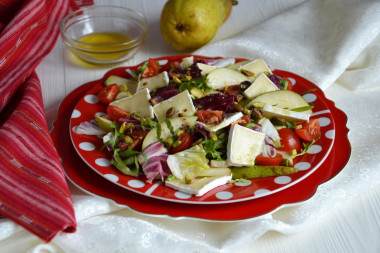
left=110, top=88, right=154, bottom=118
left=262, top=104, right=310, bottom=123
left=227, top=124, right=265, bottom=166
left=136, top=71, right=169, bottom=92
left=165, top=175, right=232, bottom=197
left=153, top=90, right=196, bottom=123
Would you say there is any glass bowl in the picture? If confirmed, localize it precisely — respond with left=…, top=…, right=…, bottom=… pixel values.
left=60, top=6, right=148, bottom=65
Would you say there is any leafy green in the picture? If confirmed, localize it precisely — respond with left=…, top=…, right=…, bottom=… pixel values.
left=279, top=79, right=288, bottom=90
left=134, top=60, right=149, bottom=77
left=140, top=117, right=158, bottom=131
left=202, top=138, right=224, bottom=160
left=178, top=76, right=211, bottom=93
left=111, top=150, right=139, bottom=177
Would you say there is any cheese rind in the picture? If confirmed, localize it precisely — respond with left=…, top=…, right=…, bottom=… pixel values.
left=136, top=71, right=169, bottom=92
left=153, top=90, right=196, bottom=123
left=262, top=104, right=310, bottom=123
left=198, top=112, right=243, bottom=132
left=243, top=73, right=279, bottom=99
left=109, top=88, right=154, bottom=118
left=259, top=118, right=280, bottom=141
left=165, top=175, right=232, bottom=196
left=238, top=59, right=273, bottom=78
left=227, top=124, right=265, bottom=166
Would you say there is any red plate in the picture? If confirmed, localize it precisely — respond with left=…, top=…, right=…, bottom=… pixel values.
left=69, top=56, right=336, bottom=204
left=52, top=58, right=350, bottom=220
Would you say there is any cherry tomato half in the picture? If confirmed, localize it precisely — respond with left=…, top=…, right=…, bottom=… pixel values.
left=107, top=105, right=129, bottom=123
left=255, top=153, right=283, bottom=166
left=142, top=58, right=159, bottom=78
left=277, top=128, right=301, bottom=152
left=197, top=110, right=224, bottom=124
left=169, top=133, right=193, bottom=154
left=295, top=118, right=321, bottom=142
left=97, top=84, right=119, bottom=104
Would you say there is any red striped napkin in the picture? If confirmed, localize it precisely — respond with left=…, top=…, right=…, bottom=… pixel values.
left=0, top=0, right=92, bottom=242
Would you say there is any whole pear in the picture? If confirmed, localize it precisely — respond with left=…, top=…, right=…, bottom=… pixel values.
left=160, top=0, right=237, bottom=51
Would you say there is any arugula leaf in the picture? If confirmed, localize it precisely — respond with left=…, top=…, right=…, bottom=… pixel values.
left=285, top=134, right=321, bottom=166
left=134, top=60, right=149, bottom=77
left=140, top=118, right=158, bottom=130
left=119, top=145, right=141, bottom=157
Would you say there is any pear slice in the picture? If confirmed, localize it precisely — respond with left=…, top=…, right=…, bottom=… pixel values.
left=165, top=175, right=232, bottom=197
left=197, top=63, right=219, bottom=75
left=206, top=68, right=250, bottom=90
left=245, top=90, right=313, bottom=114
left=95, top=115, right=113, bottom=133
left=142, top=116, right=198, bottom=149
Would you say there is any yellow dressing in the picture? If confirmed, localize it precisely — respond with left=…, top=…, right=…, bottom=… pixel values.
left=74, top=32, right=136, bottom=62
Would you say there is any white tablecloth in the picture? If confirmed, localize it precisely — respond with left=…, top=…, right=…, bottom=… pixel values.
left=1, top=0, right=380, bottom=252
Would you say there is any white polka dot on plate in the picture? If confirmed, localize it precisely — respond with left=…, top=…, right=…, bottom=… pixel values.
left=325, top=130, right=335, bottom=139
left=215, top=191, right=233, bottom=200
left=128, top=179, right=145, bottom=188
left=84, top=94, right=99, bottom=104
left=307, top=145, right=322, bottom=154
left=288, top=77, right=296, bottom=85
left=72, top=126, right=78, bottom=133
left=79, top=142, right=95, bottom=151
left=274, top=176, right=292, bottom=184
left=235, top=180, right=252, bottom=187
left=294, top=162, right=311, bottom=171
left=71, top=109, right=81, bottom=118
left=303, top=93, right=317, bottom=103
left=104, top=174, right=119, bottom=182
left=175, top=191, right=191, bottom=199
left=95, top=158, right=111, bottom=167
left=254, top=189, right=271, bottom=197
left=318, top=117, right=331, bottom=127
left=158, top=60, right=168, bottom=65
left=125, top=68, right=136, bottom=78
left=95, top=112, right=107, bottom=117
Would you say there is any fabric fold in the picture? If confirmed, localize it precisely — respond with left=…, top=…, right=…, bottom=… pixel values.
left=195, top=0, right=380, bottom=91
left=0, top=0, right=79, bottom=242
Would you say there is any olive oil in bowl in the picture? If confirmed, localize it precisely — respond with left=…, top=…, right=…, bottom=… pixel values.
left=73, top=32, right=138, bottom=64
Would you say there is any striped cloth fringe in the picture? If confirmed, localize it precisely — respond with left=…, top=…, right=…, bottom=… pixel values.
left=0, top=0, right=93, bottom=242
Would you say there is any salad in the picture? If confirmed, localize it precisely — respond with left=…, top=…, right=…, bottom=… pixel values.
left=75, top=56, right=321, bottom=197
